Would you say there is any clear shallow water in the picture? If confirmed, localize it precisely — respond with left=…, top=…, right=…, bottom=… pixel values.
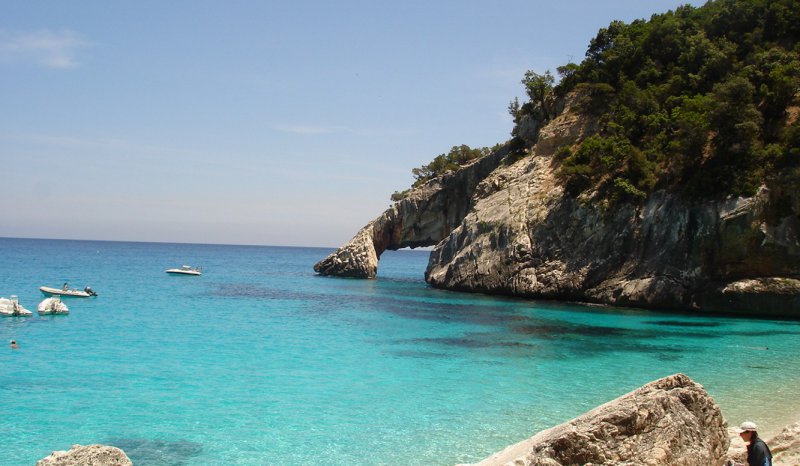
left=1, top=237, right=799, bottom=465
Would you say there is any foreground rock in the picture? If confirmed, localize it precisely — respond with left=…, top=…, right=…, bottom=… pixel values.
left=36, top=444, right=132, bottom=466
left=468, top=373, right=728, bottom=466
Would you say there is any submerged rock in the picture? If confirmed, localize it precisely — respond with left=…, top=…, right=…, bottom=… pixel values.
left=105, top=437, right=203, bottom=465
left=467, top=373, right=728, bottom=466
left=36, top=444, right=132, bottom=466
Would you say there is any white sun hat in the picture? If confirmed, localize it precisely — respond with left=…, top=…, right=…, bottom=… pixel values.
left=738, top=421, right=758, bottom=433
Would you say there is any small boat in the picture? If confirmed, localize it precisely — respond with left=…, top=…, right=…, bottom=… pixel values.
left=166, top=265, right=202, bottom=276
left=37, top=297, right=69, bottom=315
left=0, top=296, right=33, bottom=317
left=39, top=285, right=98, bottom=297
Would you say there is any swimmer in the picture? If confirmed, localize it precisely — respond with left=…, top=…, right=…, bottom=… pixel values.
left=10, top=340, right=18, bottom=349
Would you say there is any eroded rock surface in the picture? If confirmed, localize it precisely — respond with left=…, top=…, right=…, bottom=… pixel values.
left=314, top=147, right=509, bottom=278
left=36, top=444, right=132, bottom=466
left=770, top=421, right=800, bottom=466
left=469, top=373, right=728, bottom=466
left=316, top=91, right=800, bottom=314
left=425, top=93, right=800, bottom=315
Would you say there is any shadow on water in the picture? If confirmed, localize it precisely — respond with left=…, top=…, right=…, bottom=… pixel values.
left=382, top=306, right=717, bottom=361
left=387, top=349, right=452, bottom=359
left=647, top=320, right=722, bottom=327
left=105, top=438, right=202, bottom=466
left=209, top=283, right=323, bottom=302
left=379, top=300, right=531, bottom=327
left=409, top=337, right=539, bottom=350
left=511, top=320, right=720, bottom=341
left=727, top=329, right=800, bottom=337
left=204, top=276, right=800, bottom=365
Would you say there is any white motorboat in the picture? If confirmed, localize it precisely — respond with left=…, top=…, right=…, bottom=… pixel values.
left=166, top=265, right=202, bottom=276
left=39, top=285, right=98, bottom=297
left=38, top=297, right=69, bottom=315
left=0, top=296, right=32, bottom=317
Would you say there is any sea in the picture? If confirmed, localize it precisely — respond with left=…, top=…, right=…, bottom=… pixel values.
left=1, top=237, right=799, bottom=465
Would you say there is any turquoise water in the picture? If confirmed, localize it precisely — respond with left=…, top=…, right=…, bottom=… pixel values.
left=1, top=238, right=799, bottom=465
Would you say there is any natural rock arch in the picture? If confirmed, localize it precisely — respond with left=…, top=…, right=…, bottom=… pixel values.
left=313, top=146, right=511, bottom=278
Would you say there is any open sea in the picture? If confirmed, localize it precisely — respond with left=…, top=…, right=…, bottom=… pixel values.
left=2, top=237, right=800, bottom=465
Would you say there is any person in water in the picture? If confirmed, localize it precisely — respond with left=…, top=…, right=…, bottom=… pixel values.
left=739, top=421, right=772, bottom=466
left=10, top=340, right=18, bottom=349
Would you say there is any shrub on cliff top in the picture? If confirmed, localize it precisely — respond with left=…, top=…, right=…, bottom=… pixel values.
left=409, top=144, right=497, bottom=189
left=515, top=0, right=800, bottom=202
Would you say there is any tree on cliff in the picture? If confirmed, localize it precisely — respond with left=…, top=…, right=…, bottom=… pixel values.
left=513, top=0, right=800, bottom=202
left=392, top=144, right=499, bottom=201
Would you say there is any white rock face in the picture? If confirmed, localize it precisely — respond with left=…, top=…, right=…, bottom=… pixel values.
left=424, top=93, right=800, bottom=315
left=314, top=226, right=380, bottom=278
left=469, top=374, right=729, bottom=466
left=36, top=444, right=132, bottom=466
left=314, top=148, right=509, bottom=278
left=316, top=90, right=800, bottom=314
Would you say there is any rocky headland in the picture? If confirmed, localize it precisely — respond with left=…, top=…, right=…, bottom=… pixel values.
left=315, top=90, right=800, bottom=316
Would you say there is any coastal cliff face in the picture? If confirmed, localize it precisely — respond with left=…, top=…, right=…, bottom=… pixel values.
left=425, top=93, right=800, bottom=314
left=316, top=92, right=800, bottom=314
left=314, top=147, right=508, bottom=278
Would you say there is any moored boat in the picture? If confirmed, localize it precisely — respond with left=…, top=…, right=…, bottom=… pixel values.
left=39, top=285, right=98, bottom=297
left=166, top=265, right=202, bottom=276
left=0, top=296, right=33, bottom=317
left=37, top=297, right=69, bottom=315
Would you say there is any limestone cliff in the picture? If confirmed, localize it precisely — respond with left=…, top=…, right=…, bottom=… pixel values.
left=314, top=146, right=509, bottom=278
left=425, top=92, right=800, bottom=315
left=315, top=92, right=800, bottom=315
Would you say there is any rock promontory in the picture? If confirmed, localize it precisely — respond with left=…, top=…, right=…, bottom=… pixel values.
left=314, top=146, right=509, bottom=278
left=314, top=90, right=800, bottom=315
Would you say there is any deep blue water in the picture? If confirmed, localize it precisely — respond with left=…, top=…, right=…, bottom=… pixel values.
left=1, top=238, right=799, bottom=465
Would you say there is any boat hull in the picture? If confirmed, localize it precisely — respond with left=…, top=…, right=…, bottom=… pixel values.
left=165, top=268, right=202, bottom=276
left=0, top=298, right=32, bottom=317
left=37, top=297, right=69, bottom=315
left=39, top=286, right=93, bottom=297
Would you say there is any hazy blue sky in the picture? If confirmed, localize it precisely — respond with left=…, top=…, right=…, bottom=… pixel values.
left=1, top=1, right=703, bottom=247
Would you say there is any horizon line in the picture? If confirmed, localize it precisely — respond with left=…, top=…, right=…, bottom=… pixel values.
left=0, top=235, right=432, bottom=252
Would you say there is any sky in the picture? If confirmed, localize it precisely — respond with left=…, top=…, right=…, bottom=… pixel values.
left=1, top=0, right=704, bottom=248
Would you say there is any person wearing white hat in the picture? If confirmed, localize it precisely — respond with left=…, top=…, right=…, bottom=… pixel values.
left=738, top=421, right=772, bottom=466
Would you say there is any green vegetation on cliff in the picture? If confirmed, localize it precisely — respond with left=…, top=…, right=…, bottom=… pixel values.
left=392, top=144, right=499, bottom=201
left=513, top=0, right=800, bottom=201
